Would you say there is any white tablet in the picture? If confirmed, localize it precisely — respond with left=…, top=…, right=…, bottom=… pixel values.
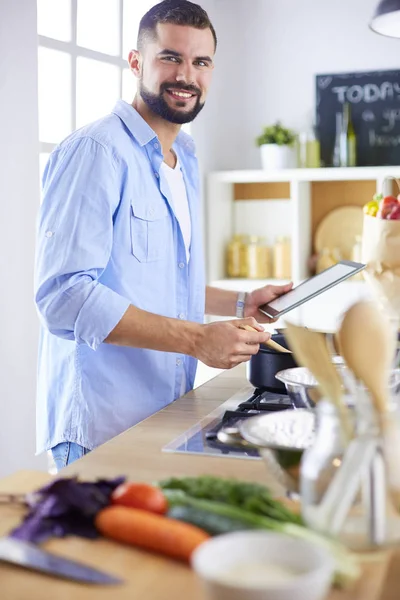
left=259, top=260, right=366, bottom=319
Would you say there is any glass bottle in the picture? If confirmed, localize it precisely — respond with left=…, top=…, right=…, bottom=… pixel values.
left=332, top=112, right=342, bottom=168
left=340, top=103, right=357, bottom=167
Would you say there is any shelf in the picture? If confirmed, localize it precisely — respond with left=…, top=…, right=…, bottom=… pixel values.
left=208, top=166, right=400, bottom=184
left=209, top=278, right=291, bottom=291
left=205, top=165, right=400, bottom=288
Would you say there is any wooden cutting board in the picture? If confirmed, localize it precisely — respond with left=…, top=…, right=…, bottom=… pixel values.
left=0, top=470, right=397, bottom=600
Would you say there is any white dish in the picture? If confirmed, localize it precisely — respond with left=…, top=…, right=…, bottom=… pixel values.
left=276, top=366, right=318, bottom=388
left=191, top=531, right=334, bottom=600
left=240, top=409, right=316, bottom=451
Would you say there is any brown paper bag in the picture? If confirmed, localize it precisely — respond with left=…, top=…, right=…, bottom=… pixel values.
left=361, top=214, right=400, bottom=320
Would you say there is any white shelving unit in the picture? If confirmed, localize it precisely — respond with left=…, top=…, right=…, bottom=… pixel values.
left=206, top=166, right=400, bottom=286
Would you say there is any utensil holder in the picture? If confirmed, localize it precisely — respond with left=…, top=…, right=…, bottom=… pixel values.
left=300, top=394, right=400, bottom=550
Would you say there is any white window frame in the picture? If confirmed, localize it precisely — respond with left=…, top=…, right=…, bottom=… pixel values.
left=38, top=0, right=127, bottom=155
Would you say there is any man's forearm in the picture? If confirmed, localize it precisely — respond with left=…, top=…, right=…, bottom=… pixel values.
left=105, top=304, right=202, bottom=354
left=205, top=286, right=239, bottom=317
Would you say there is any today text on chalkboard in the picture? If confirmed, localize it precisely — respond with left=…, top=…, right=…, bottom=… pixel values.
left=316, top=70, right=400, bottom=167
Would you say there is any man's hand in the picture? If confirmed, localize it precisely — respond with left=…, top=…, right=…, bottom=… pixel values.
left=245, top=282, right=293, bottom=323
left=193, top=317, right=270, bottom=369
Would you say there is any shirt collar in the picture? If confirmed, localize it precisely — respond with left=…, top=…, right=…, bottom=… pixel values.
left=111, top=100, right=156, bottom=147
left=112, top=99, right=196, bottom=156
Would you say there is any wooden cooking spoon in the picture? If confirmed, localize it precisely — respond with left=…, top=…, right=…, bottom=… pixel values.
left=240, top=324, right=291, bottom=353
left=337, top=301, right=395, bottom=416
left=337, top=301, right=400, bottom=508
left=283, top=321, right=353, bottom=441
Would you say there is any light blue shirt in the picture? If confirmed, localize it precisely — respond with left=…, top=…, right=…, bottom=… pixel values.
left=34, top=100, right=205, bottom=454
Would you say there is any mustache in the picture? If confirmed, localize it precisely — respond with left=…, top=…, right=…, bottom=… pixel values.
left=160, top=82, right=201, bottom=96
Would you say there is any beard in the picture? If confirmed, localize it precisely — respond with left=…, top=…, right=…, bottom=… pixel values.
left=139, top=80, right=205, bottom=124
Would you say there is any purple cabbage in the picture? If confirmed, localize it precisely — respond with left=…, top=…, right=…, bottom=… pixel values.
left=10, top=476, right=125, bottom=544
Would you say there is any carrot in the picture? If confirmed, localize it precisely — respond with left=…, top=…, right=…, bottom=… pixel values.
left=111, top=482, right=168, bottom=514
left=95, top=505, right=210, bottom=562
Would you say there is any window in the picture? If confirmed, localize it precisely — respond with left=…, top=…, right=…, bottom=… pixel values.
left=37, top=0, right=157, bottom=178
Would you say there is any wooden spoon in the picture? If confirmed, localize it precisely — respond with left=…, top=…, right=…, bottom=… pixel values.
left=283, top=321, right=353, bottom=441
left=337, top=301, right=400, bottom=508
left=337, top=301, right=395, bottom=416
left=240, top=324, right=291, bottom=353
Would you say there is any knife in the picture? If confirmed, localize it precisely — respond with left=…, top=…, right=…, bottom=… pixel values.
left=0, top=537, right=123, bottom=585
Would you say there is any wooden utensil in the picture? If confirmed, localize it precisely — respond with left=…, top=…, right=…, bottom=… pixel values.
left=283, top=321, right=353, bottom=441
left=240, top=324, right=292, bottom=353
left=337, top=301, right=395, bottom=416
left=337, top=301, right=400, bottom=509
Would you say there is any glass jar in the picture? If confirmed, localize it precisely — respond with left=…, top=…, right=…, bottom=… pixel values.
left=301, top=389, right=400, bottom=551
left=226, top=234, right=244, bottom=278
left=301, top=401, right=346, bottom=522
left=273, top=236, right=291, bottom=279
left=240, top=236, right=272, bottom=279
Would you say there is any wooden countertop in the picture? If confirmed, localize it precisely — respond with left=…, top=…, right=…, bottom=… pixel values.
left=0, top=365, right=397, bottom=599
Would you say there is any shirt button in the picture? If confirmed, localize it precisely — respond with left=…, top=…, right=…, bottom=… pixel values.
left=149, top=207, right=155, bottom=215
left=154, top=172, right=159, bottom=178
left=45, top=231, right=54, bottom=238
left=178, top=313, right=185, bottom=320
left=154, top=142, right=159, bottom=149
left=178, top=262, right=185, bottom=269
left=176, top=358, right=182, bottom=366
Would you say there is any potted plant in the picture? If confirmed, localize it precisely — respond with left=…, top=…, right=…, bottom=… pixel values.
left=256, top=122, right=297, bottom=170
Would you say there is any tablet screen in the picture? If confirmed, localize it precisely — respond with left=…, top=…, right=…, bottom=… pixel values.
left=260, top=261, right=365, bottom=318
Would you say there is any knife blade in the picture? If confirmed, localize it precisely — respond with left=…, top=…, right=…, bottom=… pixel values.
left=0, top=537, right=123, bottom=585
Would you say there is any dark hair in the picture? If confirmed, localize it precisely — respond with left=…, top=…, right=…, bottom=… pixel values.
left=137, top=0, right=217, bottom=51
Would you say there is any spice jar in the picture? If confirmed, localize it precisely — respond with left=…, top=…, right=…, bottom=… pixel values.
left=241, top=236, right=271, bottom=279
left=226, top=234, right=244, bottom=278
left=273, top=237, right=291, bottom=279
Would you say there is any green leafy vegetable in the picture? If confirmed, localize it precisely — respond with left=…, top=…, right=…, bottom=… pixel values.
left=159, top=475, right=302, bottom=526
left=160, top=477, right=360, bottom=588
left=168, top=505, right=257, bottom=535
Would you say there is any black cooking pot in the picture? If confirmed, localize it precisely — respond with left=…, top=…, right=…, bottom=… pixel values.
left=247, top=332, right=298, bottom=392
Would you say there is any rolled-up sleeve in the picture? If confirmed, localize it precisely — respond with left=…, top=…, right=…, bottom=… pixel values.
left=34, top=136, right=131, bottom=350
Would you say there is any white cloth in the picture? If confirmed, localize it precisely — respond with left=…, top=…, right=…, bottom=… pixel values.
left=161, top=157, right=191, bottom=262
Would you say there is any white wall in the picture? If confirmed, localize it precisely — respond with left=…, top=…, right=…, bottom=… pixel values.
left=193, top=0, right=400, bottom=171
left=0, top=0, right=47, bottom=476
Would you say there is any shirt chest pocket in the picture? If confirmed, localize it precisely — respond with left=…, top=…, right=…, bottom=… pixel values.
left=130, top=200, right=170, bottom=262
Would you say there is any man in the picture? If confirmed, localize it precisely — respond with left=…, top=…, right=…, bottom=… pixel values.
left=35, top=0, right=292, bottom=470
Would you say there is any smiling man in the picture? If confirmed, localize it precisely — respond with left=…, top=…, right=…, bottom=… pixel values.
left=34, top=0, right=292, bottom=470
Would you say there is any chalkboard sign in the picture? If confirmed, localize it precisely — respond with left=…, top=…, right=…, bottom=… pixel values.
left=316, top=69, right=400, bottom=167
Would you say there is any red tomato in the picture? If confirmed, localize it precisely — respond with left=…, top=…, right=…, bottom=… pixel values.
left=378, top=195, right=398, bottom=219
left=111, top=482, right=168, bottom=514
left=388, top=205, right=400, bottom=220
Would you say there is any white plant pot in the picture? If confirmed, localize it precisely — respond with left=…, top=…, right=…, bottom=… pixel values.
left=260, top=144, right=296, bottom=170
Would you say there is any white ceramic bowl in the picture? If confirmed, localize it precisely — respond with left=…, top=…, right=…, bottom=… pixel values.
left=191, top=531, right=334, bottom=600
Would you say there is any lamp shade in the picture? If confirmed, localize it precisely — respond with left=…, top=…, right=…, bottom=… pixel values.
left=370, top=0, right=400, bottom=37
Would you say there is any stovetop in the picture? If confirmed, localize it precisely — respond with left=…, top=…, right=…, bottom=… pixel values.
left=162, top=385, right=292, bottom=460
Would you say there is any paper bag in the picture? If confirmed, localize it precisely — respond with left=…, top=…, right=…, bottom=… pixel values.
left=361, top=214, right=400, bottom=321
